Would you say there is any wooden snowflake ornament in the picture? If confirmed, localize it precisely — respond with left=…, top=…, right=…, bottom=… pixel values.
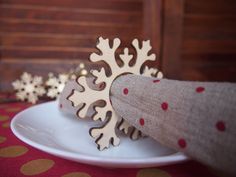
left=12, top=72, right=46, bottom=104
left=46, top=73, right=69, bottom=99
left=67, top=37, right=163, bottom=150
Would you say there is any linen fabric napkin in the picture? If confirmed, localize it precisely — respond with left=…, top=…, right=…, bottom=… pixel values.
left=110, top=74, right=236, bottom=175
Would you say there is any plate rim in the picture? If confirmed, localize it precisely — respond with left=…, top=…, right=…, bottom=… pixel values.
left=10, top=101, right=189, bottom=168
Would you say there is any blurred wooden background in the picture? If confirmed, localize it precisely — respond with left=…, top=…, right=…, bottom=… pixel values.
left=0, top=0, right=236, bottom=91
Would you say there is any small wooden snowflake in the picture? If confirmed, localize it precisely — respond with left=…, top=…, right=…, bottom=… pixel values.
left=46, top=73, right=69, bottom=99
left=12, top=72, right=46, bottom=104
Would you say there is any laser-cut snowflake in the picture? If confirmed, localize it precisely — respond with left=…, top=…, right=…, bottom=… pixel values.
left=46, top=73, right=69, bottom=99
left=12, top=72, right=46, bottom=104
left=67, top=37, right=163, bottom=150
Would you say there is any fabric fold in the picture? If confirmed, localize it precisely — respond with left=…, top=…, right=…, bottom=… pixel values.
left=110, top=74, right=236, bottom=175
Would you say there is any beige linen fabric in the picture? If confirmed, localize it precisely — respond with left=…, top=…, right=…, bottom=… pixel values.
left=110, top=74, right=236, bottom=175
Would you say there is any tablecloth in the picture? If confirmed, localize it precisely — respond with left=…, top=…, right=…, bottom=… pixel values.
left=0, top=99, right=221, bottom=177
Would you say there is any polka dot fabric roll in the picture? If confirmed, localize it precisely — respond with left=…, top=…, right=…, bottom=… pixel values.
left=110, top=74, right=236, bottom=176
left=0, top=96, right=222, bottom=177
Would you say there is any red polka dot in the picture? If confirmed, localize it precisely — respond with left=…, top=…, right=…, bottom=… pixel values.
left=153, top=79, right=160, bottom=83
left=59, top=104, right=63, bottom=109
left=161, top=102, right=168, bottom=111
left=123, top=88, right=129, bottom=95
left=216, top=121, right=226, bottom=132
left=178, top=139, right=187, bottom=149
left=139, top=118, right=145, bottom=126
left=196, top=87, right=205, bottom=93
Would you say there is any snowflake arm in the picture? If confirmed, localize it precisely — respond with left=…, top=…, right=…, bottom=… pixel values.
left=91, top=68, right=106, bottom=85
left=68, top=76, right=107, bottom=119
left=118, top=119, right=142, bottom=140
left=90, top=37, right=121, bottom=73
left=21, top=72, right=31, bottom=82
left=142, top=66, right=163, bottom=78
left=12, top=80, right=23, bottom=91
left=119, top=48, right=133, bottom=67
left=132, top=39, right=156, bottom=70
left=90, top=111, right=120, bottom=150
left=93, top=104, right=109, bottom=121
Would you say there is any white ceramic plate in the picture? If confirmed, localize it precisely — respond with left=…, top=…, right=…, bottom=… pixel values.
left=11, top=101, right=188, bottom=168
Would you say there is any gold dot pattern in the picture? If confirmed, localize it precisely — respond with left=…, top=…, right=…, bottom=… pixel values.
left=0, top=136, right=6, bottom=143
left=2, top=121, right=10, bottom=128
left=20, top=159, right=55, bottom=176
left=62, top=172, right=91, bottom=177
left=5, top=107, right=21, bottom=113
left=0, top=115, right=9, bottom=121
left=0, top=145, right=28, bottom=157
left=137, top=168, right=171, bottom=177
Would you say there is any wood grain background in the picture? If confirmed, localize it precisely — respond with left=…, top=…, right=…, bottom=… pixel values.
left=0, top=0, right=236, bottom=92
left=0, top=0, right=145, bottom=91
left=181, top=0, right=236, bottom=81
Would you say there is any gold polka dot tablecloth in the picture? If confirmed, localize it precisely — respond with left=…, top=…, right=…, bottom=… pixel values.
left=0, top=99, right=219, bottom=177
